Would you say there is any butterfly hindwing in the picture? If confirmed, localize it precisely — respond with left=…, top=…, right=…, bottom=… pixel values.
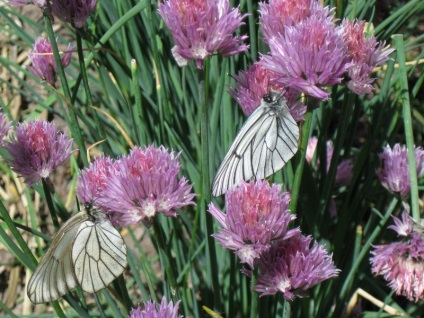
left=72, top=216, right=127, bottom=293
left=27, top=204, right=128, bottom=304
left=255, top=106, right=299, bottom=179
left=212, top=92, right=299, bottom=197
left=27, top=213, right=87, bottom=304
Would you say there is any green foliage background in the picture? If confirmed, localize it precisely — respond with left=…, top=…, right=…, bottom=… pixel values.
left=0, top=0, right=424, bottom=317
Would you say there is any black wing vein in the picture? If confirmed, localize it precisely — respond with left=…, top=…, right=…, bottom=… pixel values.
left=212, top=96, right=300, bottom=197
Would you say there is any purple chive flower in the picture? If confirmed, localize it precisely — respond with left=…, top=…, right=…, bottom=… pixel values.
left=339, top=20, right=394, bottom=95
left=306, top=137, right=353, bottom=187
left=388, top=211, right=414, bottom=237
left=28, top=37, right=73, bottom=85
left=254, top=234, right=340, bottom=300
left=158, top=0, right=249, bottom=68
left=51, top=0, right=98, bottom=28
left=228, top=62, right=306, bottom=121
left=376, top=144, right=424, bottom=197
left=76, top=156, right=119, bottom=204
left=259, top=0, right=328, bottom=43
left=260, top=13, right=351, bottom=100
left=4, top=121, right=74, bottom=186
left=97, top=146, right=196, bottom=227
left=370, top=211, right=424, bottom=302
left=0, top=112, right=11, bottom=146
left=130, top=297, right=183, bottom=318
left=208, top=180, right=300, bottom=268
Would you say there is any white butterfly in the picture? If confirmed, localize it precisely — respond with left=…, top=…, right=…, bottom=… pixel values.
left=212, top=91, right=300, bottom=197
left=27, top=202, right=127, bottom=304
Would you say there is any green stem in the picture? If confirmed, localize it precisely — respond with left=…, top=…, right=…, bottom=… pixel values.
left=290, top=110, right=312, bottom=213
left=138, top=254, right=157, bottom=301
left=127, top=230, right=157, bottom=301
left=116, top=275, right=132, bottom=312
left=51, top=302, right=66, bottom=318
left=76, top=33, right=94, bottom=106
left=199, top=60, right=221, bottom=310
left=0, top=215, right=50, bottom=241
left=93, top=293, right=107, bottom=318
left=43, top=16, right=71, bottom=100
left=152, top=220, right=179, bottom=300
left=130, top=59, right=146, bottom=145
left=43, top=15, right=88, bottom=166
left=246, top=0, right=257, bottom=61
left=145, top=0, right=165, bottom=143
left=75, top=32, right=108, bottom=151
left=319, top=94, right=355, bottom=217
left=281, top=298, right=291, bottom=317
left=83, top=1, right=148, bottom=69
left=392, top=35, right=419, bottom=221
left=42, top=178, right=60, bottom=230
left=0, top=200, right=38, bottom=269
left=338, top=198, right=398, bottom=301
left=0, top=298, right=19, bottom=318
left=250, top=267, right=259, bottom=318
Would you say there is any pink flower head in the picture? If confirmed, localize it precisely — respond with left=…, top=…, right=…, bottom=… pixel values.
left=97, top=146, right=196, bottom=227
left=260, top=13, right=350, bottom=100
left=76, top=156, right=119, bottom=204
left=259, top=0, right=330, bottom=43
left=130, top=297, right=182, bottom=318
left=376, top=144, right=424, bottom=197
left=339, top=19, right=394, bottom=95
left=228, top=62, right=306, bottom=121
left=8, top=0, right=47, bottom=7
left=208, top=180, right=300, bottom=268
left=4, top=121, right=74, bottom=186
left=306, top=137, right=353, bottom=187
left=371, top=212, right=424, bottom=302
left=0, top=111, right=11, bottom=146
left=28, top=37, right=73, bottom=85
left=388, top=211, right=414, bottom=237
left=158, top=0, right=249, bottom=68
left=52, top=0, right=98, bottom=28
left=254, top=234, right=340, bottom=300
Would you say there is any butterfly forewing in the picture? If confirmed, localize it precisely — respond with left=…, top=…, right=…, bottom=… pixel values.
left=212, top=92, right=300, bottom=197
left=27, top=204, right=127, bottom=304
left=212, top=106, right=269, bottom=195
left=27, top=212, right=87, bottom=304
left=73, top=217, right=127, bottom=293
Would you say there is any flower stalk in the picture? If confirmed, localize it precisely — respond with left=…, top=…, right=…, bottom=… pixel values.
left=199, top=63, right=221, bottom=309
left=250, top=267, right=258, bottom=318
left=43, top=15, right=88, bottom=166
left=290, top=109, right=312, bottom=214
left=393, top=35, right=420, bottom=220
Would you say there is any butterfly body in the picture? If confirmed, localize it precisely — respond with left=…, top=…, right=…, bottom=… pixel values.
left=212, top=92, right=299, bottom=197
left=27, top=203, right=127, bottom=304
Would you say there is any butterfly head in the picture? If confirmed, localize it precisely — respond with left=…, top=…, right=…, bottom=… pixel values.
left=262, top=91, right=288, bottom=112
left=263, top=91, right=285, bottom=104
left=84, top=201, right=93, bottom=212
left=83, top=201, right=108, bottom=222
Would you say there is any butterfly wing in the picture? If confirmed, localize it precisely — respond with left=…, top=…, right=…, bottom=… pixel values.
left=72, top=217, right=127, bottom=293
left=252, top=105, right=299, bottom=179
left=212, top=95, right=299, bottom=197
left=27, top=212, right=88, bottom=304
